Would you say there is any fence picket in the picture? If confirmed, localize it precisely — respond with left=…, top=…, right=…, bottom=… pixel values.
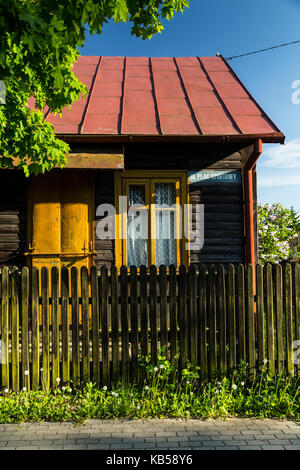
left=227, top=264, right=236, bottom=372
left=111, top=266, right=119, bottom=385
left=159, top=265, right=168, bottom=358
left=208, top=265, right=217, bottom=379
left=188, top=264, right=197, bottom=365
left=169, top=265, right=178, bottom=371
left=31, top=267, right=40, bottom=390
left=41, top=267, right=50, bottom=391
left=71, top=267, right=80, bottom=385
left=61, top=267, right=69, bottom=384
left=51, top=267, right=60, bottom=388
left=256, top=264, right=264, bottom=370
left=1, top=267, right=9, bottom=390
left=284, top=263, right=294, bottom=375
left=120, top=266, right=129, bottom=384
left=246, top=264, right=255, bottom=375
left=11, top=268, right=19, bottom=392
left=91, top=266, right=100, bottom=386
left=217, top=264, right=226, bottom=376
left=100, top=266, right=109, bottom=387
left=130, top=266, right=138, bottom=383
left=149, top=265, right=158, bottom=365
left=140, top=265, right=148, bottom=363
left=198, top=264, right=207, bottom=381
left=294, top=264, right=300, bottom=376
left=237, top=264, right=246, bottom=364
left=275, top=264, right=284, bottom=374
left=21, top=267, right=30, bottom=391
left=265, top=264, right=275, bottom=375
left=178, top=265, right=187, bottom=369
left=81, top=266, right=90, bottom=383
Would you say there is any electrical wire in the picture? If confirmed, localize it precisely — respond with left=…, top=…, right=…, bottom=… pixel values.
left=218, top=39, right=300, bottom=61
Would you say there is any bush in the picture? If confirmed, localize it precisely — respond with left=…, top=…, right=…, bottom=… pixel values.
left=258, top=203, right=300, bottom=264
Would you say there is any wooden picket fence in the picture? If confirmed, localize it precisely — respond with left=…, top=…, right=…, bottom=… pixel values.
left=0, top=263, right=299, bottom=392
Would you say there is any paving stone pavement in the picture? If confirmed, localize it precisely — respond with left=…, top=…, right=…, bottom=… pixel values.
left=0, top=418, right=299, bottom=450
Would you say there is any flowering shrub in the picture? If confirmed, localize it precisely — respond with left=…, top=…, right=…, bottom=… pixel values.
left=258, top=203, right=300, bottom=264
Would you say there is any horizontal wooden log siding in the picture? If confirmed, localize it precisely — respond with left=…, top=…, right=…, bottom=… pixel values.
left=0, top=171, right=27, bottom=267
left=1, top=262, right=299, bottom=391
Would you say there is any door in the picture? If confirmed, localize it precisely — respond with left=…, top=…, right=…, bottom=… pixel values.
left=27, top=170, right=94, bottom=272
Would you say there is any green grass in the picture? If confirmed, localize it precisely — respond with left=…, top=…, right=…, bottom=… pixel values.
left=0, top=358, right=299, bottom=424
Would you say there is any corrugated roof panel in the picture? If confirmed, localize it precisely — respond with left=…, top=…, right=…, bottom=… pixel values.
left=234, top=115, right=276, bottom=134
left=160, top=114, right=198, bottom=135
left=122, top=60, right=158, bottom=135
left=158, top=98, right=192, bottom=116
left=223, top=98, right=261, bottom=116
left=188, top=91, right=221, bottom=107
left=83, top=114, right=120, bottom=134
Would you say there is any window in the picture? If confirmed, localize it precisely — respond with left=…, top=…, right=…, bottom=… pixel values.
left=115, top=171, right=188, bottom=268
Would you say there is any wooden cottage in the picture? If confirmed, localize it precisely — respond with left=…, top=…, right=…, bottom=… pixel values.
left=0, top=56, right=284, bottom=271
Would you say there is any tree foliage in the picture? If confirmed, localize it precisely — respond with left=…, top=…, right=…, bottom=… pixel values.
left=0, top=0, right=189, bottom=175
left=258, top=202, right=300, bottom=264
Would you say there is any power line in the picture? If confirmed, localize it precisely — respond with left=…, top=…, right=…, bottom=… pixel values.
left=218, top=39, right=300, bottom=61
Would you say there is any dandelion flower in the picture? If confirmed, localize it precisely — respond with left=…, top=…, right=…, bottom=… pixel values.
left=4, top=389, right=8, bottom=394
left=22, top=387, right=26, bottom=392
left=241, top=381, right=245, bottom=386
left=136, top=405, right=140, bottom=410
left=145, top=385, right=149, bottom=390
left=103, top=386, right=108, bottom=391
left=40, top=368, right=43, bottom=372
left=232, top=384, right=237, bottom=390
left=56, top=377, right=61, bottom=383
left=24, top=370, right=29, bottom=376
left=68, top=388, right=72, bottom=393
left=159, top=364, right=164, bottom=369
left=62, top=386, right=66, bottom=391
left=154, top=367, right=158, bottom=372
left=263, top=359, right=268, bottom=365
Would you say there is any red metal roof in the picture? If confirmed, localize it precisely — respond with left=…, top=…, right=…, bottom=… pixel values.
left=44, top=56, right=284, bottom=142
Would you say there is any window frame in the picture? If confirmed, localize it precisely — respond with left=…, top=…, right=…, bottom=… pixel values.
left=115, top=170, right=189, bottom=269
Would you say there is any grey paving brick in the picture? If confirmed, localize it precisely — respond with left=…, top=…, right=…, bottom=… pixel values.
left=261, top=445, right=285, bottom=450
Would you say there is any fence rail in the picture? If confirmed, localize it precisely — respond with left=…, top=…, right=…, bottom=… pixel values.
left=0, top=263, right=299, bottom=391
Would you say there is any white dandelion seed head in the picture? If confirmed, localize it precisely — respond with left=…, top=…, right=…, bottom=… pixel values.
left=241, top=381, right=245, bottom=386
left=22, top=387, right=26, bottom=391
left=263, top=359, right=268, bottom=365
left=136, top=405, right=140, bottom=409
left=154, top=367, right=158, bottom=372
left=56, top=377, right=61, bottom=383
left=24, top=370, right=29, bottom=376
left=62, top=386, right=66, bottom=391
left=4, top=389, right=9, bottom=394
left=103, top=386, right=108, bottom=391
left=40, top=368, right=43, bottom=372
left=145, top=385, right=149, bottom=390
left=232, top=384, right=237, bottom=390
left=159, top=364, right=164, bottom=369
left=68, top=388, right=72, bottom=393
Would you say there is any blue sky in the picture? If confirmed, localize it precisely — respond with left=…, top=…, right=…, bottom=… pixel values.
left=81, top=0, right=300, bottom=211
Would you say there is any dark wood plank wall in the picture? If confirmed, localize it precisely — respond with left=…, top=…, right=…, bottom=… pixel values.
left=0, top=143, right=255, bottom=268
left=125, top=143, right=246, bottom=266
left=0, top=170, right=27, bottom=267
left=94, top=170, right=115, bottom=269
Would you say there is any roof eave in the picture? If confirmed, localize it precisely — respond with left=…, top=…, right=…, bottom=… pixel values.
left=58, top=132, right=285, bottom=145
